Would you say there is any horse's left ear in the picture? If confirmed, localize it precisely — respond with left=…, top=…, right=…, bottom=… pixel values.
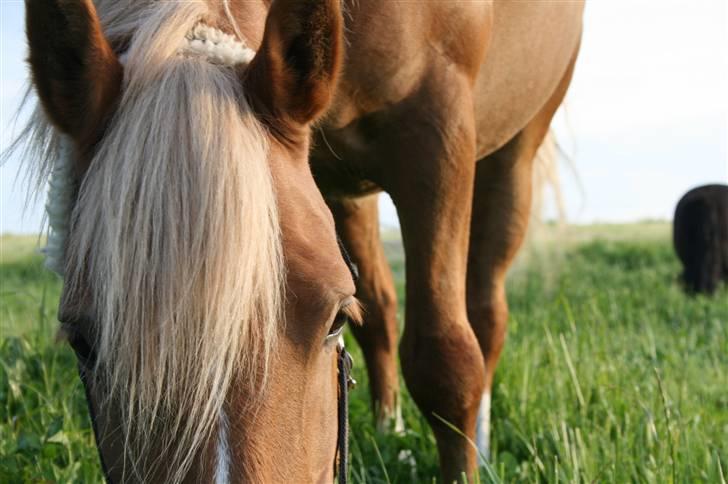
left=245, top=0, right=343, bottom=132
left=26, top=0, right=123, bottom=148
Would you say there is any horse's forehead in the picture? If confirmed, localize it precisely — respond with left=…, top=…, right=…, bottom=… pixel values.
left=269, top=147, right=355, bottom=304
left=287, top=236, right=353, bottom=301
left=281, top=207, right=355, bottom=304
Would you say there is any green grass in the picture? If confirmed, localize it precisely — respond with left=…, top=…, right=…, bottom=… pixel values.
left=1, top=226, right=727, bottom=483
left=1, top=236, right=101, bottom=483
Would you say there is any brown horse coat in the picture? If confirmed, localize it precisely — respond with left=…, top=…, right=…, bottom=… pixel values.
left=313, top=1, right=583, bottom=479
left=22, top=0, right=584, bottom=482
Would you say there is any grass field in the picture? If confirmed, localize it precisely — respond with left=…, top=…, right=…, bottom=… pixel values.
left=1, top=224, right=727, bottom=483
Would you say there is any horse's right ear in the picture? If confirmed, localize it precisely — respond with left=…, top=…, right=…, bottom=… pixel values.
left=245, top=0, right=343, bottom=137
left=26, top=0, right=122, bottom=147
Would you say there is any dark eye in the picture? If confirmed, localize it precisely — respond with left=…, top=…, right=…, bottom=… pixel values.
left=327, top=310, right=349, bottom=338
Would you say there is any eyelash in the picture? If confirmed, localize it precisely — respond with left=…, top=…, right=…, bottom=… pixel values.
left=327, top=309, right=350, bottom=338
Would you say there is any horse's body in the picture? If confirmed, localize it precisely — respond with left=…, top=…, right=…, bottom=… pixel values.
left=313, top=0, right=583, bottom=476
left=20, top=0, right=583, bottom=482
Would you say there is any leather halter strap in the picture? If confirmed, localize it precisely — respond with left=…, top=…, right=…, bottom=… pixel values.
left=336, top=342, right=355, bottom=484
left=335, top=236, right=358, bottom=484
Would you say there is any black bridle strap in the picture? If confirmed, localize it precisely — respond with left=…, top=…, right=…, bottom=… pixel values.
left=335, top=236, right=358, bottom=483
left=336, top=344, right=351, bottom=484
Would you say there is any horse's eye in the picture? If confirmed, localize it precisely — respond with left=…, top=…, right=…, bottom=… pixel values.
left=327, top=310, right=349, bottom=338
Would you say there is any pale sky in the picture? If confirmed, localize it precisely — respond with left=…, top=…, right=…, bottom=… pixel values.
left=2, top=1, right=727, bottom=233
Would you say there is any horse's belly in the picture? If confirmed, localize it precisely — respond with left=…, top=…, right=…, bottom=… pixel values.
left=474, top=1, right=584, bottom=158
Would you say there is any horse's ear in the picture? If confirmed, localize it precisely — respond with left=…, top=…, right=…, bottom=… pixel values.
left=26, top=0, right=123, bottom=146
left=246, top=0, right=343, bottom=132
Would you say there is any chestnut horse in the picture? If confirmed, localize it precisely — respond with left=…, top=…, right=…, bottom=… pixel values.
left=19, top=0, right=583, bottom=482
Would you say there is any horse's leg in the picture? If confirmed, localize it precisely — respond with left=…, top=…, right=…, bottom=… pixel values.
left=392, top=91, right=485, bottom=483
left=467, top=53, right=578, bottom=460
left=329, top=194, right=403, bottom=432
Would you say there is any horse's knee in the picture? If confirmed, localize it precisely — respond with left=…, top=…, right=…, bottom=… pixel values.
left=400, top=317, right=485, bottom=429
left=400, top=317, right=485, bottom=480
left=400, top=327, right=485, bottom=416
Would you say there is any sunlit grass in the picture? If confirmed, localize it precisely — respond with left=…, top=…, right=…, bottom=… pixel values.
left=1, top=226, right=726, bottom=483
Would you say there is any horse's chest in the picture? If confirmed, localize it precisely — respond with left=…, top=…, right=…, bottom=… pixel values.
left=311, top=90, right=436, bottom=200
left=309, top=125, right=385, bottom=200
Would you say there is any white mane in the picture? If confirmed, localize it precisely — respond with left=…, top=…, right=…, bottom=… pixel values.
left=23, top=1, right=283, bottom=482
left=43, top=20, right=256, bottom=276
left=43, top=135, right=75, bottom=275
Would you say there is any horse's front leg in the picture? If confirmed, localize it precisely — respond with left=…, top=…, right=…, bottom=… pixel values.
left=389, top=84, right=485, bottom=483
left=329, top=194, right=403, bottom=432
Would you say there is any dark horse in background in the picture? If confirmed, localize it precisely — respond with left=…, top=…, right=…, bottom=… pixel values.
left=21, top=0, right=584, bottom=481
left=674, top=184, right=728, bottom=294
